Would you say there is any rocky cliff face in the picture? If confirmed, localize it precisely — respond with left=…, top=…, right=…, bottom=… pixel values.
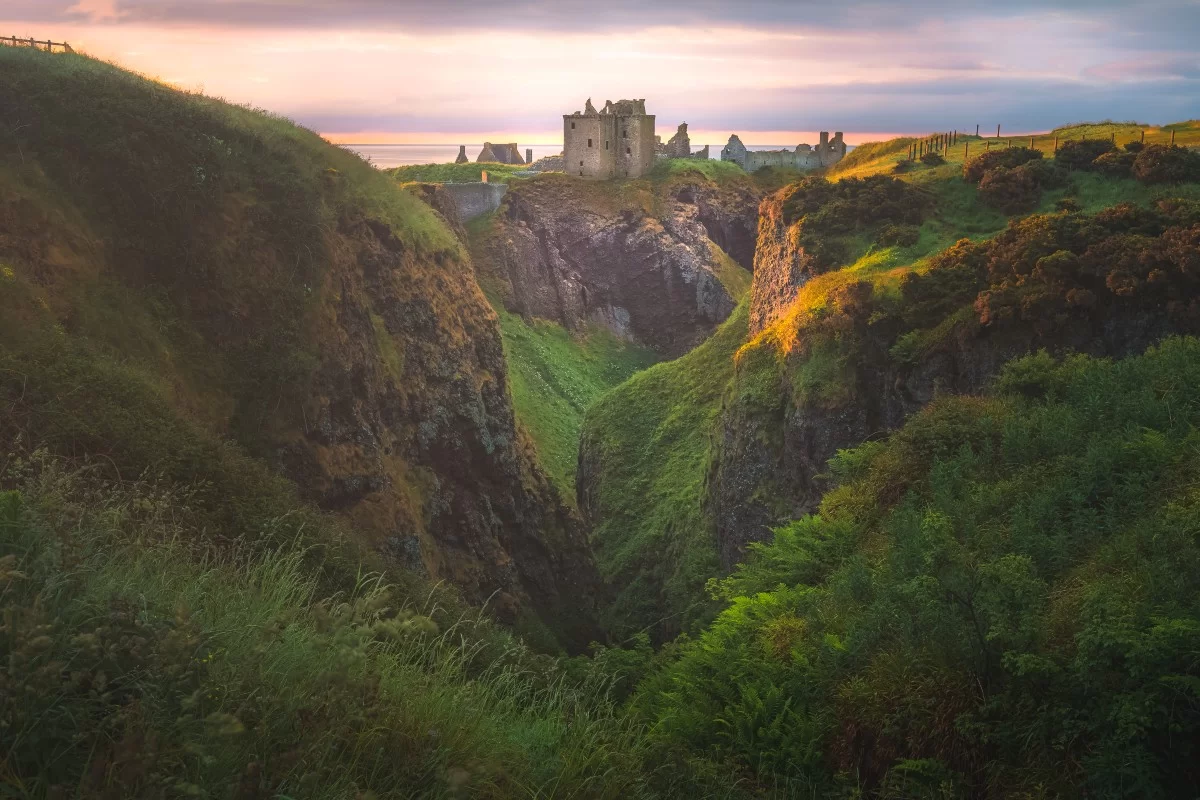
left=479, top=173, right=761, bottom=356
left=747, top=191, right=821, bottom=335
left=0, top=55, right=599, bottom=648
left=279, top=211, right=600, bottom=643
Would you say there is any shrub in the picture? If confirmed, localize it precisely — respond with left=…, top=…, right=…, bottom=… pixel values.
left=877, top=223, right=921, bottom=247
left=1054, top=138, right=1116, bottom=171
left=920, top=151, right=945, bottom=166
left=1124, top=140, right=1145, bottom=153
left=1093, top=149, right=1136, bottom=177
left=978, top=164, right=1042, bottom=213
left=1131, top=144, right=1200, bottom=185
left=963, top=147, right=1043, bottom=182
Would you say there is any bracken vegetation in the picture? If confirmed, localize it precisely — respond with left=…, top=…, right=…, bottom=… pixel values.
left=635, top=338, right=1200, bottom=797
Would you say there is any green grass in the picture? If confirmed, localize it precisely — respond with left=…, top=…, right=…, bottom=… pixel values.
left=581, top=300, right=751, bottom=639
left=389, top=161, right=534, bottom=184
left=636, top=338, right=1200, bottom=795
left=493, top=302, right=660, bottom=501
left=0, top=461, right=676, bottom=799
left=646, top=157, right=751, bottom=184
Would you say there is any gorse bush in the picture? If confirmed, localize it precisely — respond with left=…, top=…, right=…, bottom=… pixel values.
left=1132, top=144, right=1200, bottom=184
left=637, top=338, right=1200, bottom=796
left=777, top=175, right=933, bottom=270
left=976, top=164, right=1042, bottom=213
left=1054, top=138, right=1116, bottom=171
left=962, top=146, right=1042, bottom=183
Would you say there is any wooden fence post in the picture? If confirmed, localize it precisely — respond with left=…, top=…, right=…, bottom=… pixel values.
left=964, top=142, right=969, bottom=161
left=1141, top=130, right=1145, bottom=144
left=1171, top=130, right=1176, bottom=145
left=1054, top=136, right=1058, bottom=153
left=1030, top=136, right=1035, bottom=149
left=985, top=141, right=990, bottom=151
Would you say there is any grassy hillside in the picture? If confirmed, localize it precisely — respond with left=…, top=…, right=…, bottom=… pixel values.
left=493, top=301, right=659, bottom=500
left=0, top=462, right=662, bottom=798
left=637, top=339, right=1200, bottom=796
left=580, top=297, right=750, bottom=640
left=830, top=119, right=1200, bottom=181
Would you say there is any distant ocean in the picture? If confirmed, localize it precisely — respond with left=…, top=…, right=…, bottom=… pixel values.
left=341, top=143, right=850, bottom=168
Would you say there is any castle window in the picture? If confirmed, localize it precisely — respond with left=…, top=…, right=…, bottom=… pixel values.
left=605, top=141, right=609, bottom=150
left=626, top=147, right=631, bottom=155
left=571, top=122, right=576, bottom=129
left=580, top=161, right=584, bottom=166
left=623, top=129, right=627, bottom=138
left=588, top=138, right=593, bottom=148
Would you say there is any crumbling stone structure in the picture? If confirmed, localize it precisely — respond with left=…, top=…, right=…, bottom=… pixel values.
left=721, top=132, right=846, bottom=171
left=477, top=142, right=525, bottom=164
left=655, top=122, right=710, bottom=160
left=564, top=98, right=656, bottom=179
left=455, top=145, right=469, bottom=164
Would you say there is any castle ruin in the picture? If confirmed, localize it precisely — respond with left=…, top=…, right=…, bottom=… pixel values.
left=476, top=142, right=525, bottom=165
left=721, top=132, right=846, bottom=171
left=656, top=122, right=709, bottom=160
left=564, top=98, right=656, bottom=179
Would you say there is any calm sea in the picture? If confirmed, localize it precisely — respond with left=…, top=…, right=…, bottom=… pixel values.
left=341, top=143, right=849, bottom=168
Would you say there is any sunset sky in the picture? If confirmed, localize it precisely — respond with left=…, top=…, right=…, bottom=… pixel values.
left=3, top=0, right=1198, bottom=145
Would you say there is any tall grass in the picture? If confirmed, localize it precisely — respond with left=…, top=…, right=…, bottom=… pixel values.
left=0, top=456, right=672, bottom=799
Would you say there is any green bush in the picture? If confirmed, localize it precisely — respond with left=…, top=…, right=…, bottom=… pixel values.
left=1132, top=144, right=1200, bottom=184
left=963, top=146, right=1042, bottom=182
left=1054, top=138, right=1116, bottom=170
left=977, top=164, right=1042, bottom=213
left=877, top=223, right=921, bottom=247
left=1093, top=149, right=1137, bottom=177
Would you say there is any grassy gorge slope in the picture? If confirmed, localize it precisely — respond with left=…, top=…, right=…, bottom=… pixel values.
left=0, top=48, right=598, bottom=645
left=639, top=339, right=1200, bottom=797
left=620, top=128, right=1200, bottom=793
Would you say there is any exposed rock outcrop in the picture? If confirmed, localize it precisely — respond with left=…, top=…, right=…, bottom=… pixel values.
left=478, top=174, right=762, bottom=356
left=709, top=207, right=1200, bottom=568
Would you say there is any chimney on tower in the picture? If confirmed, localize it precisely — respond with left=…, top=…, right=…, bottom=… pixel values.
left=819, top=131, right=829, bottom=147
left=526, top=148, right=532, bottom=165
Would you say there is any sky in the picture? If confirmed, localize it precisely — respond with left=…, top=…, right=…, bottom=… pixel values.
left=3, top=0, right=1198, bottom=145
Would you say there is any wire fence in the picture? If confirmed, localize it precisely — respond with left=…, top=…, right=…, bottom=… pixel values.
left=1, top=36, right=74, bottom=54
left=907, top=125, right=1193, bottom=164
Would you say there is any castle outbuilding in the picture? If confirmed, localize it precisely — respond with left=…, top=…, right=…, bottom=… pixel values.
left=564, top=98, right=656, bottom=179
left=477, top=142, right=525, bottom=164
left=721, top=132, right=847, bottom=171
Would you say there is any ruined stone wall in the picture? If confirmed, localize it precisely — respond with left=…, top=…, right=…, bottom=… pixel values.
left=723, top=131, right=847, bottom=172
left=441, top=182, right=509, bottom=222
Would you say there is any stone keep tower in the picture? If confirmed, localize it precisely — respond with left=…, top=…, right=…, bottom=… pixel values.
left=564, top=98, right=656, bottom=180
